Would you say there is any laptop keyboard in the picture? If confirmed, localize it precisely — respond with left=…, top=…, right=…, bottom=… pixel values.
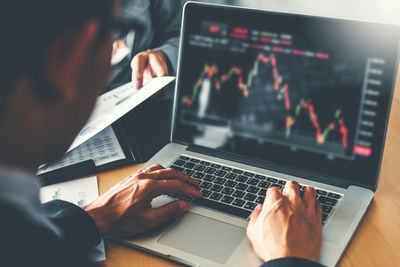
left=169, top=155, right=343, bottom=225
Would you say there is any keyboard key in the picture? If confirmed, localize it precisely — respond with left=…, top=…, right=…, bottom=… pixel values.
left=221, top=166, right=232, bottom=171
left=200, top=182, right=212, bottom=189
left=184, top=162, right=196, bottom=169
left=193, top=198, right=251, bottom=219
left=278, top=180, right=286, bottom=185
left=210, top=184, right=223, bottom=192
left=226, top=173, right=238, bottom=180
left=322, top=205, right=333, bottom=214
left=203, top=175, right=215, bottom=182
left=222, top=187, right=234, bottom=195
left=194, top=165, right=206, bottom=171
left=225, top=181, right=237, bottom=188
left=236, top=175, right=248, bottom=182
left=201, top=189, right=212, bottom=198
left=236, top=183, right=248, bottom=191
left=244, top=202, right=257, bottom=211
left=179, top=156, right=190, bottom=161
left=259, top=181, right=271, bottom=188
left=183, top=169, right=194, bottom=176
left=232, top=199, right=246, bottom=207
left=190, top=158, right=201, bottom=163
left=322, top=213, right=328, bottom=222
left=247, top=186, right=259, bottom=194
left=200, top=161, right=211, bottom=166
left=256, top=196, right=265, bottom=204
left=327, top=193, right=342, bottom=199
left=267, top=177, right=278, bottom=183
left=211, top=164, right=221, bottom=169
left=173, top=159, right=186, bottom=166
left=318, top=196, right=338, bottom=206
left=243, top=172, right=255, bottom=177
left=193, top=172, right=205, bottom=179
left=255, top=174, right=266, bottom=180
left=215, top=170, right=227, bottom=177
left=316, top=189, right=328, bottom=196
left=247, top=178, right=259, bottom=186
left=170, top=165, right=184, bottom=172
left=232, top=169, right=244, bottom=174
left=233, top=190, right=245, bottom=198
left=214, top=178, right=227, bottom=185
left=221, top=196, right=234, bottom=204
left=205, top=167, right=217, bottom=174
left=210, top=193, right=223, bottom=201
left=244, top=193, right=257, bottom=201
left=258, top=189, right=267, bottom=196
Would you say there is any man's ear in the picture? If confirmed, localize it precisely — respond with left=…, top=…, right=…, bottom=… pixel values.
left=44, top=20, right=100, bottom=101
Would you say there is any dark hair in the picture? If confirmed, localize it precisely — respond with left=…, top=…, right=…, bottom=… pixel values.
left=0, top=0, right=114, bottom=107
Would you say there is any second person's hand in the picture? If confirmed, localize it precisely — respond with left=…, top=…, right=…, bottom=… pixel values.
left=131, top=49, right=169, bottom=89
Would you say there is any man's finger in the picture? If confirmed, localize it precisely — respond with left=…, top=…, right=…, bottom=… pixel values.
left=147, top=179, right=202, bottom=199
left=131, top=52, right=148, bottom=89
left=315, top=200, right=322, bottom=224
left=148, top=52, right=168, bottom=77
left=282, top=180, right=302, bottom=208
left=144, top=200, right=188, bottom=226
left=144, top=163, right=164, bottom=173
left=139, top=168, right=199, bottom=187
left=249, top=204, right=262, bottom=223
left=303, top=186, right=317, bottom=218
left=265, top=186, right=283, bottom=207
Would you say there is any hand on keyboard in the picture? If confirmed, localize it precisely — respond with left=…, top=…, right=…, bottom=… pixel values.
left=246, top=181, right=323, bottom=263
left=83, top=164, right=202, bottom=237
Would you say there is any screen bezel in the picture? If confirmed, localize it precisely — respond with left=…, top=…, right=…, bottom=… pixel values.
left=171, top=2, right=400, bottom=191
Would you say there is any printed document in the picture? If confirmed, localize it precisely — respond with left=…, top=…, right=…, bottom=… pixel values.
left=38, top=126, right=125, bottom=174
left=68, top=76, right=175, bottom=152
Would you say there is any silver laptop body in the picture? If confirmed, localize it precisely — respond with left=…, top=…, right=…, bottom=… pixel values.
left=112, top=3, right=400, bottom=266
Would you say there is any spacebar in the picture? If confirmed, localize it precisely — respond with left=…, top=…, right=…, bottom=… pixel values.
left=193, top=198, right=251, bottom=219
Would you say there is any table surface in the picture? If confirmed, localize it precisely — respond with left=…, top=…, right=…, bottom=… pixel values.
left=98, top=71, right=400, bottom=266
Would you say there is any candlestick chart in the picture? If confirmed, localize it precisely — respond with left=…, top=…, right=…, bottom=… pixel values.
left=180, top=52, right=356, bottom=156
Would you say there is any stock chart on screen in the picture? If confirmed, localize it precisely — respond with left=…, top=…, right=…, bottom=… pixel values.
left=175, top=5, right=399, bottom=185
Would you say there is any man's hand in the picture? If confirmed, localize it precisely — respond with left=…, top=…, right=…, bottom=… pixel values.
left=131, top=49, right=169, bottom=89
left=83, top=164, right=202, bottom=237
left=247, top=181, right=323, bottom=263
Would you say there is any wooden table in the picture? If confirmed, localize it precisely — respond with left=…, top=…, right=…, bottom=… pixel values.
left=98, top=73, right=400, bottom=266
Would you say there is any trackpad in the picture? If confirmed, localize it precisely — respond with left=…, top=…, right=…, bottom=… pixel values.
left=158, top=213, right=245, bottom=264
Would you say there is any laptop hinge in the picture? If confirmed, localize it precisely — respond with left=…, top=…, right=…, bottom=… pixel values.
left=187, top=144, right=354, bottom=189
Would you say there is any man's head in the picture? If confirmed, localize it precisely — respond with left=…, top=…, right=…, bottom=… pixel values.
left=0, top=0, right=118, bottom=169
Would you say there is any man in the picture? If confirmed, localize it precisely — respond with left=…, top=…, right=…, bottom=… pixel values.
left=0, top=0, right=324, bottom=267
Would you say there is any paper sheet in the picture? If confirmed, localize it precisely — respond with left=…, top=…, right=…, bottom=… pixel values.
left=38, top=126, right=125, bottom=175
left=68, top=76, right=175, bottom=152
left=40, top=177, right=106, bottom=262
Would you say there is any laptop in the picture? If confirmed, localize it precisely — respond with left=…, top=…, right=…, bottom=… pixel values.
left=113, top=2, right=400, bottom=266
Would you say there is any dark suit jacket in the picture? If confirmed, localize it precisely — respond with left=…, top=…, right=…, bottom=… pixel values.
left=0, top=168, right=101, bottom=266
left=1, top=198, right=101, bottom=266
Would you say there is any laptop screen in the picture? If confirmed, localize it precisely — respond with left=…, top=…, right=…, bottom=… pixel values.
left=173, top=3, right=399, bottom=188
